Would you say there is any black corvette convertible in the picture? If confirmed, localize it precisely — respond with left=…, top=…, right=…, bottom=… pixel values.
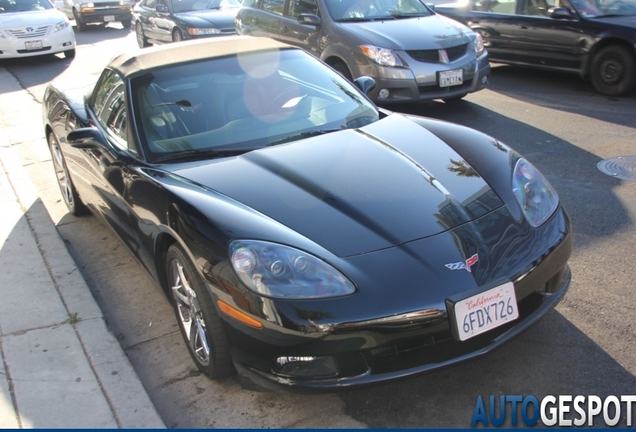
left=43, top=36, right=572, bottom=391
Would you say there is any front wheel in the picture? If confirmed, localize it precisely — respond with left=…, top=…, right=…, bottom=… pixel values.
left=590, top=45, right=636, bottom=96
left=166, top=244, right=234, bottom=379
left=63, top=48, right=76, bottom=59
left=73, top=9, right=88, bottom=31
left=172, top=28, right=184, bottom=43
left=136, top=22, right=151, bottom=48
left=121, top=19, right=132, bottom=29
left=331, top=60, right=353, bottom=82
left=47, top=133, right=88, bottom=216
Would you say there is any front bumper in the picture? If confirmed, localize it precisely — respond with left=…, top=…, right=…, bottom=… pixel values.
left=214, top=207, right=572, bottom=392
left=77, top=7, right=131, bottom=23
left=0, top=27, right=75, bottom=58
left=234, top=265, right=571, bottom=392
left=366, top=51, right=490, bottom=104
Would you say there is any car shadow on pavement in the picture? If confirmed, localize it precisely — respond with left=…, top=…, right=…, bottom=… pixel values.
left=484, top=64, right=636, bottom=128
left=72, top=22, right=133, bottom=47
left=339, top=311, right=636, bottom=428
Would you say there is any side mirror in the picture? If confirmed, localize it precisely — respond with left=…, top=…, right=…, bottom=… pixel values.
left=67, top=127, right=108, bottom=150
left=354, top=76, right=376, bottom=95
left=425, top=2, right=435, bottom=10
left=548, top=6, right=574, bottom=18
left=156, top=4, right=168, bottom=12
left=297, top=13, right=321, bottom=26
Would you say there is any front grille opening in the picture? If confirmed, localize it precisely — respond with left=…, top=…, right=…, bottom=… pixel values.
left=364, top=291, right=546, bottom=376
left=407, top=44, right=469, bottom=63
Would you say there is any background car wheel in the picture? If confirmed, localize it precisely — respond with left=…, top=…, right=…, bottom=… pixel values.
left=590, top=45, right=636, bottom=96
left=136, top=22, right=151, bottom=48
left=331, top=60, right=353, bottom=82
left=63, top=49, right=76, bottom=59
left=73, top=9, right=88, bottom=31
left=172, top=28, right=184, bottom=43
left=47, top=133, right=88, bottom=216
left=166, top=244, right=234, bottom=379
left=121, top=19, right=132, bottom=29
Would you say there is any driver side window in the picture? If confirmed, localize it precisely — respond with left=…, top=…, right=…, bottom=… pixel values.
left=288, top=0, right=318, bottom=16
left=91, top=70, right=133, bottom=153
left=472, top=0, right=518, bottom=13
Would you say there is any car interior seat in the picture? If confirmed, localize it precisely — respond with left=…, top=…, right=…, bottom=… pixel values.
left=138, top=83, right=194, bottom=152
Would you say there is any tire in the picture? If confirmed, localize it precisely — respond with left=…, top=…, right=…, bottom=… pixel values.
left=136, top=22, right=151, bottom=48
left=63, top=48, right=76, bottom=59
left=73, top=9, right=88, bottom=31
left=121, top=19, right=132, bottom=29
left=331, top=60, right=353, bottom=82
left=47, top=133, right=88, bottom=216
left=172, top=28, right=184, bottom=43
left=166, top=244, right=234, bottom=379
left=590, top=45, right=636, bottom=97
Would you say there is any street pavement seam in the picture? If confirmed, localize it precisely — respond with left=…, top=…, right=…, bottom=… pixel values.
left=0, top=314, right=22, bottom=428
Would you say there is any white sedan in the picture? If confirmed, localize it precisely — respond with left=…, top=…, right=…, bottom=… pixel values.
left=0, top=0, right=75, bottom=59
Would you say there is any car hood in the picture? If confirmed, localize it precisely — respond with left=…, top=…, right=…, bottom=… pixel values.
left=339, top=14, right=472, bottom=50
left=0, top=9, right=68, bottom=27
left=174, top=8, right=239, bottom=27
left=171, top=114, right=504, bottom=257
left=592, top=14, right=636, bottom=29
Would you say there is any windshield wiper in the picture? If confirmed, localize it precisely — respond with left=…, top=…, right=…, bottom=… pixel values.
left=270, top=128, right=344, bottom=146
left=337, top=17, right=372, bottom=22
left=390, top=12, right=430, bottom=18
left=153, top=148, right=252, bottom=163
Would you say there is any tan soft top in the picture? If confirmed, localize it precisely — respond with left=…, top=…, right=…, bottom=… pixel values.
left=108, top=36, right=293, bottom=78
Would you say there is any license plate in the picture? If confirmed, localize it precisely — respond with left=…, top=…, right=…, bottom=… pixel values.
left=25, top=40, right=43, bottom=51
left=104, top=15, right=115, bottom=21
left=453, top=282, right=519, bottom=341
left=438, top=69, right=463, bottom=87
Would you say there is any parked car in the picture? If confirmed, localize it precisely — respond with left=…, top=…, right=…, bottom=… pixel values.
left=436, top=0, right=636, bottom=96
left=56, top=0, right=133, bottom=30
left=235, top=0, right=490, bottom=103
left=134, top=0, right=238, bottom=47
left=42, top=35, right=571, bottom=391
left=0, top=0, right=75, bottom=59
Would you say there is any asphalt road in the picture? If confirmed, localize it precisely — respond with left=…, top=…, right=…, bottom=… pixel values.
left=2, top=24, right=636, bottom=428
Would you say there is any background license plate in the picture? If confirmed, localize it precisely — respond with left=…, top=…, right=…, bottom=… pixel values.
left=454, top=282, right=519, bottom=341
left=104, top=15, right=115, bottom=21
left=439, top=69, right=463, bottom=87
left=25, top=40, right=43, bottom=51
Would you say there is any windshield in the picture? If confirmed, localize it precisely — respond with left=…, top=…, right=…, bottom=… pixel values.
left=132, top=49, right=379, bottom=163
left=326, top=0, right=433, bottom=21
left=0, top=0, right=54, bottom=12
left=171, top=0, right=239, bottom=12
left=563, top=0, right=636, bottom=17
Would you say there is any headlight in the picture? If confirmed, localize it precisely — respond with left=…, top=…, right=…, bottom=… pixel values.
left=80, top=2, right=94, bottom=7
left=229, top=240, right=356, bottom=299
left=360, top=45, right=403, bottom=67
left=474, top=32, right=485, bottom=56
left=54, top=20, right=70, bottom=32
left=512, top=158, right=559, bottom=227
left=188, top=27, right=221, bottom=35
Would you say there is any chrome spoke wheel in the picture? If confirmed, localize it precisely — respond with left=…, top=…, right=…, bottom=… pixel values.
left=49, top=135, right=75, bottom=210
left=170, top=257, right=210, bottom=366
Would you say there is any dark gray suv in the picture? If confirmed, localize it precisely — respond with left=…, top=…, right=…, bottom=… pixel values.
left=235, top=0, right=490, bottom=103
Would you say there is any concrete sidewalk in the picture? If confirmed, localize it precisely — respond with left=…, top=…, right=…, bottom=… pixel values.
left=0, top=102, right=165, bottom=427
